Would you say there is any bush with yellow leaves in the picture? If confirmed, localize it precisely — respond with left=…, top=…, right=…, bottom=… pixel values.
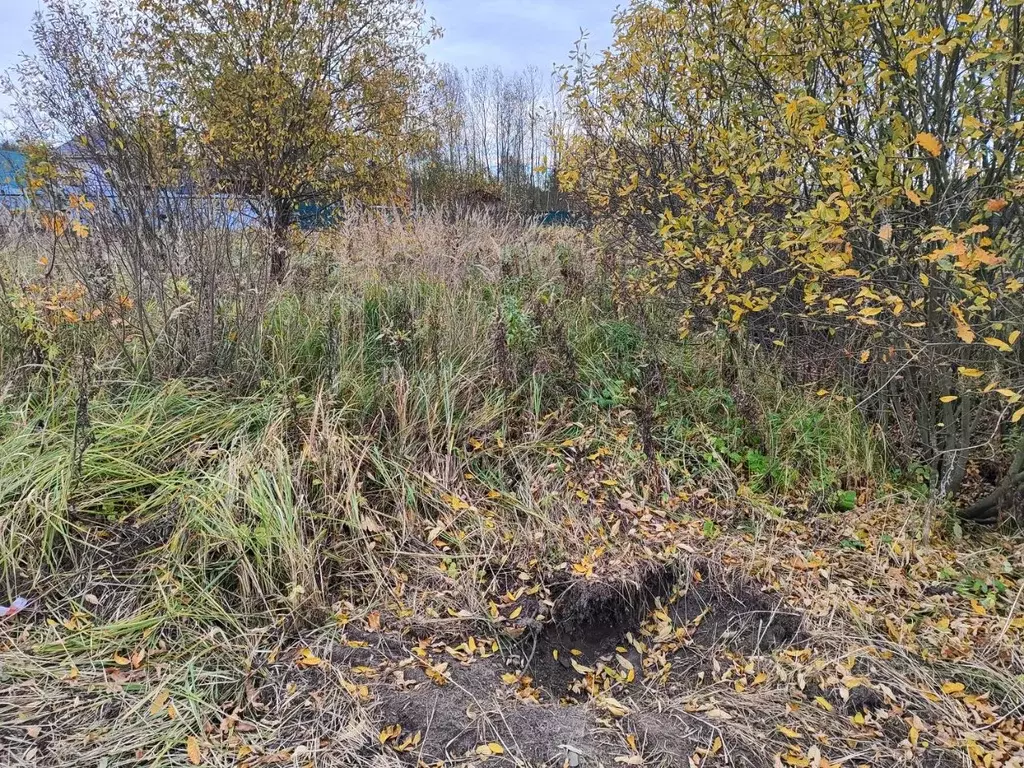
left=561, top=0, right=1024, bottom=518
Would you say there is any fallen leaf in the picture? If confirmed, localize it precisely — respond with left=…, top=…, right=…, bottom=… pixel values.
left=186, top=735, right=202, bottom=765
left=149, top=689, right=170, bottom=716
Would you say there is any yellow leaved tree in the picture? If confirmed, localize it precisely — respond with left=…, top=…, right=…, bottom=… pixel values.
left=562, top=0, right=1024, bottom=519
left=138, top=0, right=437, bottom=276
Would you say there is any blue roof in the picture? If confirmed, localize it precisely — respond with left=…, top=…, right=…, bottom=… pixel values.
left=0, top=149, right=27, bottom=195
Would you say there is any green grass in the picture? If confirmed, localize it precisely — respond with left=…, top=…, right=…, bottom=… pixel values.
left=0, top=223, right=887, bottom=766
left=1, top=232, right=883, bottom=591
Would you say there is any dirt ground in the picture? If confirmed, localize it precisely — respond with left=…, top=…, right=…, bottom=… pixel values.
left=3, top=503, right=1023, bottom=768
left=241, top=557, right=980, bottom=767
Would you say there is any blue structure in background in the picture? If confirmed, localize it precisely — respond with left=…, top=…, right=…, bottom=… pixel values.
left=295, top=199, right=341, bottom=230
left=537, top=210, right=576, bottom=227
left=0, top=146, right=263, bottom=231
left=1, top=149, right=28, bottom=197
left=2, top=147, right=578, bottom=230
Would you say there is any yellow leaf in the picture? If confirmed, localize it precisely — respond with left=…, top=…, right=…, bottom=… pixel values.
left=984, top=336, right=1013, bottom=353
left=508, top=605, right=523, bottom=620
left=1009, top=330, right=1021, bottom=345
left=149, top=689, right=170, bottom=716
left=1013, top=407, right=1024, bottom=424
left=941, top=681, right=965, bottom=695
left=919, top=272, right=929, bottom=287
left=71, top=220, right=89, bottom=238
left=955, top=318, right=976, bottom=344
left=907, top=188, right=923, bottom=206
left=916, top=132, right=943, bottom=157
left=814, top=696, right=833, bottom=712
left=778, top=725, right=801, bottom=738
left=442, top=493, right=470, bottom=511
left=186, top=735, right=202, bottom=765
left=939, top=395, right=958, bottom=403
left=958, top=367, right=984, bottom=378
left=296, top=648, right=322, bottom=668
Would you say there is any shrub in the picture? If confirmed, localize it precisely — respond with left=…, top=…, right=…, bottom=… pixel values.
left=562, top=0, right=1024, bottom=518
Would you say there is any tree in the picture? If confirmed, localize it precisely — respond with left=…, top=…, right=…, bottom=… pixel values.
left=410, top=64, right=570, bottom=212
left=138, top=0, right=437, bottom=276
left=562, top=0, right=1024, bottom=520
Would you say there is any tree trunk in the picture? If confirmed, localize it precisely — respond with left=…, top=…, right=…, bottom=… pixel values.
left=270, top=198, right=292, bottom=280
left=959, top=440, right=1024, bottom=522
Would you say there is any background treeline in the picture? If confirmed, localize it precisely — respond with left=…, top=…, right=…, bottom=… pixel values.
left=412, top=64, right=571, bottom=212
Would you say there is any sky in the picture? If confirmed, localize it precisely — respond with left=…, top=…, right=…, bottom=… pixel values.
left=425, top=0, right=620, bottom=73
left=0, top=0, right=621, bottom=131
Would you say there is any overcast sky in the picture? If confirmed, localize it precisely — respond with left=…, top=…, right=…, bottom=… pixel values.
left=0, top=0, right=621, bottom=131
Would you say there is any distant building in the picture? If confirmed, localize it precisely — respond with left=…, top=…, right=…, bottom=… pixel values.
left=1, top=148, right=27, bottom=197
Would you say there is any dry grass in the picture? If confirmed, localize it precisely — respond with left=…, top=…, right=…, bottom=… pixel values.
left=0, top=214, right=1021, bottom=767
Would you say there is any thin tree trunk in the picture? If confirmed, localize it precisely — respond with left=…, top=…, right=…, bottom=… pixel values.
left=270, top=198, right=292, bottom=280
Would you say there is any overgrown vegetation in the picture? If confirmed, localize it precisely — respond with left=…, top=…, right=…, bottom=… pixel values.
left=1, top=1, right=1023, bottom=767
left=562, top=0, right=1024, bottom=522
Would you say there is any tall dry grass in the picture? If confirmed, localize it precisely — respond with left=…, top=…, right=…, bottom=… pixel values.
left=0, top=212, right=883, bottom=766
